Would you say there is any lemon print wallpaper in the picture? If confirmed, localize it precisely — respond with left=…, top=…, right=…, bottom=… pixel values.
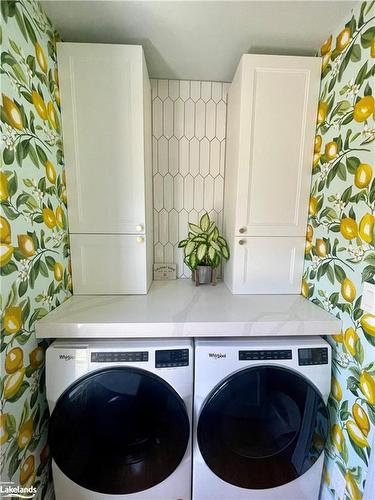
left=1, top=0, right=71, bottom=496
left=303, top=2, right=375, bottom=498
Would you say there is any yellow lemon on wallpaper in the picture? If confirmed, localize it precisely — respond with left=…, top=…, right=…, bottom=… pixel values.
left=314, top=135, right=322, bottom=153
left=61, top=187, right=68, bottom=205
left=360, top=371, right=375, bottom=404
left=31, top=90, right=47, bottom=121
left=44, top=160, right=57, bottom=184
left=0, top=216, right=11, bottom=244
left=322, top=52, right=332, bottom=72
left=42, top=207, right=57, bottom=229
left=346, top=420, right=368, bottom=448
left=29, top=347, right=44, bottom=369
left=331, top=424, right=344, bottom=451
left=332, top=332, right=343, bottom=343
left=325, top=141, right=339, bottom=160
left=61, top=169, right=66, bottom=186
left=317, top=101, right=328, bottom=124
left=371, top=37, right=375, bottom=58
left=359, top=213, right=375, bottom=243
left=336, top=27, right=351, bottom=52
left=54, top=262, right=64, bottom=282
left=331, top=377, right=343, bottom=402
left=306, top=224, right=313, bottom=242
left=0, top=413, right=9, bottom=445
left=321, top=35, right=332, bottom=55
left=18, top=419, right=34, bottom=449
left=343, top=327, right=358, bottom=356
left=315, top=238, right=327, bottom=257
left=354, top=95, right=375, bottom=123
left=305, top=240, right=313, bottom=254
left=3, top=306, right=23, bottom=334
left=0, top=172, right=9, bottom=201
left=345, top=472, right=361, bottom=500
left=341, top=278, right=356, bottom=302
left=352, top=403, right=370, bottom=437
left=0, top=243, right=14, bottom=267
left=20, top=455, right=35, bottom=486
left=2, top=94, right=23, bottom=130
left=4, top=368, right=25, bottom=400
left=54, top=87, right=60, bottom=107
left=301, top=279, right=310, bottom=298
left=34, top=42, right=47, bottom=73
left=17, top=235, right=36, bottom=258
left=313, top=152, right=321, bottom=169
left=309, top=197, right=318, bottom=216
left=56, top=206, right=65, bottom=229
left=361, top=313, right=375, bottom=337
left=355, top=163, right=372, bottom=189
left=5, top=347, right=23, bottom=374
left=322, top=464, right=330, bottom=485
left=340, top=217, right=358, bottom=240
left=47, top=101, right=58, bottom=130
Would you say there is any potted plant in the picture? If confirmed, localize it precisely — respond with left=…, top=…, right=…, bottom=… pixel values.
left=178, top=212, right=230, bottom=285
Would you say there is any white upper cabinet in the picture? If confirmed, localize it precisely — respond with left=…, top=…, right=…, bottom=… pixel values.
left=225, top=55, right=321, bottom=238
left=58, top=43, right=148, bottom=234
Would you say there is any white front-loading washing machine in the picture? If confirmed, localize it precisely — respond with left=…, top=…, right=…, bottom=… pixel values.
left=193, top=336, right=331, bottom=500
left=46, top=338, right=193, bottom=500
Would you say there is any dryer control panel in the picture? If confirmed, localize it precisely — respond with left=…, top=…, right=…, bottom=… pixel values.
left=91, top=351, right=149, bottom=362
left=239, top=350, right=292, bottom=360
left=155, top=349, right=189, bottom=368
left=298, top=347, right=329, bottom=365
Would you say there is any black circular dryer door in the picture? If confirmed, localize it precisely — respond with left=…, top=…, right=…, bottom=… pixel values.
left=49, top=367, right=190, bottom=494
left=197, top=366, right=328, bottom=490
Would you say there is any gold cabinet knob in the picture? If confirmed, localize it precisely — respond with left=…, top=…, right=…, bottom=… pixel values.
left=136, top=224, right=144, bottom=232
left=238, top=239, right=246, bottom=245
left=136, top=236, right=144, bottom=244
left=239, top=227, right=246, bottom=234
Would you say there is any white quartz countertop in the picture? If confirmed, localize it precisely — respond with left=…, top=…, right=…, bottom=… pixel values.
left=36, top=280, right=341, bottom=338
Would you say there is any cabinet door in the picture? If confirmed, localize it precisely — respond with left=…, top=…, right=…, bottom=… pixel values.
left=235, top=55, right=320, bottom=237
left=58, top=43, right=146, bottom=234
left=231, top=236, right=305, bottom=294
left=70, top=234, right=148, bottom=294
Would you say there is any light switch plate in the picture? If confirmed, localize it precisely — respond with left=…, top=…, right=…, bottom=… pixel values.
left=361, top=282, right=375, bottom=314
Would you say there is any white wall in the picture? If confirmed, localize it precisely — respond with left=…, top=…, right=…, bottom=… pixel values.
left=151, top=79, right=229, bottom=277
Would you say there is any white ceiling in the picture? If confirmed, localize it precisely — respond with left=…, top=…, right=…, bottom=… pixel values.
left=42, top=0, right=358, bottom=82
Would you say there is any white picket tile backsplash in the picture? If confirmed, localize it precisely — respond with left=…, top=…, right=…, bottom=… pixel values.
left=151, top=79, right=229, bottom=278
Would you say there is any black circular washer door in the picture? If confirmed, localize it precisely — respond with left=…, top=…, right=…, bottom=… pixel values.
left=197, top=366, right=328, bottom=490
left=49, top=367, right=190, bottom=494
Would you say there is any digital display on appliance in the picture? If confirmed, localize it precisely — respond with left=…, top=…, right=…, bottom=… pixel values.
left=155, top=349, right=189, bottom=368
left=298, top=348, right=328, bottom=365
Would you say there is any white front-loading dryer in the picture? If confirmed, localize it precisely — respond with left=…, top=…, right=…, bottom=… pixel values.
left=193, top=336, right=331, bottom=500
left=46, top=338, right=193, bottom=500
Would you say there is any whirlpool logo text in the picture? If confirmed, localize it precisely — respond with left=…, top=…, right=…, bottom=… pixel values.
left=59, top=354, right=74, bottom=361
left=208, top=353, right=227, bottom=359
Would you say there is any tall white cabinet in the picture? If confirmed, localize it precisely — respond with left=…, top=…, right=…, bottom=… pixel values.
left=224, top=54, right=321, bottom=294
left=58, top=43, right=153, bottom=294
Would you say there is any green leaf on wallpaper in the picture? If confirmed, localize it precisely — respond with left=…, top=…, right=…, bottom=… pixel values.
left=366, top=402, right=375, bottom=425
left=1, top=0, right=9, bottom=22
left=339, top=48, right=352, bottom=82
left=347, top=376, right=360, bottom=394
left=348, top=435, right=368, bottom=466
left=355, top=62, right=368, bottom=86
left=346, top=157, right=360, bottom=173
left=7, top=381, right=29, bottom=403
left=364, top=82, right=372, bottom=96
left=363, top=330, right=375, bottom=347
left=0, top=261, right=17, bottom=276
left=361, top=27, right=375, bottom=48
left=14, top=6, right=28, bottom=42
left=334, top=264, right=346, bottom=283
left=23, top=13, right=36, bottom=44
left=362, top=265, right=375, bottom=283
left=327, top=265, right=335, bottom=285
left=341, top=438, right=349, bottom=464
left=346, top=14, right=357, bottom=34
left=3, top=147, right=15, bottom=165
left=341, top=186, right=353, bottom=203
left=337, top=163, right=347, bottom=181
left=8, top=451, right=21, bottom=480
left=350, top=44, right=362, bottom=62
left=354, top=339, right=364, bottom=364
left=36, top=144, right=47, bottom=164
left=5, top=414, right=16, bottom=436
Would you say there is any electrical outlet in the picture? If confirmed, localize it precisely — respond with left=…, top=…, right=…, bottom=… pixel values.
left=330, top=464, right=346, bottom=500
left=361, top=282, right=375, bottom=314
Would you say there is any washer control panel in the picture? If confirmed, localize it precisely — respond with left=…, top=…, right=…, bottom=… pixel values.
left=239, top=350, right=292, bottom=361
left=298, top=347, right=328, bottom=365
left=155, top=349, right=189, bottom=368
left=91, top=351, right=148, bottom=362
